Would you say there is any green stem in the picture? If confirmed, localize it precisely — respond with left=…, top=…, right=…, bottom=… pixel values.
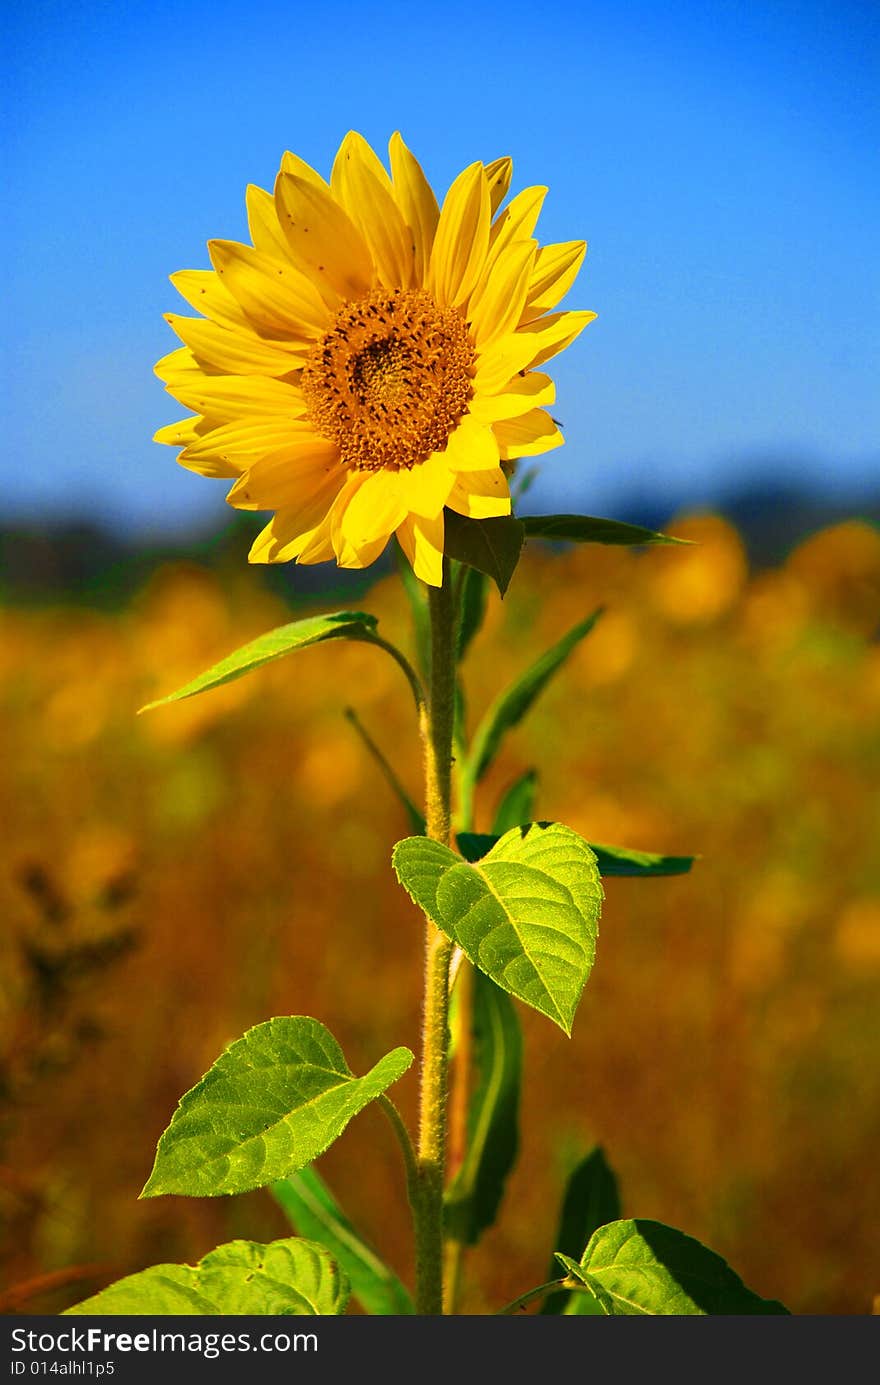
left=378, top=1095, right=420, bottom=1203
left=495, top=1279, right=569, bottom=1315
left=413, top=561, right=457, bottom=1315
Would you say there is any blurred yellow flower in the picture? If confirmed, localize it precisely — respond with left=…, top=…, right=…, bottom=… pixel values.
left=154, top=132, right=594, bottom=585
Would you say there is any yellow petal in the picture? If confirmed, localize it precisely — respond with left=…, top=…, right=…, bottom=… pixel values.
left=180, top=418, right=314, bottom=470
left=208, top=240, right=330, bottom=339
left=396, top=512, right=444, bottom=586
left=446, top=469, right=512, bottom=518
left=332, top=131, right=415, bottom=289
left=274, top=171, right=374, bottom=304
left=246, top=183, right=294, bottom=261
left=488, top=186, right=547, bottom=260
left=493, top=409, right=564, bottom=459
left=165, top=314, right=307, bottom=376
left=427, top=162, right=490, bottom=308
left=331, top=130, right=394, bottom=199
left=520, top=241, right=587, bottom=323
left=153, top=417, right=204, bottom=447
left=443, top=415, right=501, bottom=472
left=227, top=440, right=340, bottom=511
left=467, top=240, right=536, bottom=347
left=291, top=511, right=336, bottom=563
left=389, top=131, right=440, bottom=283
left=279, top=150, right=330, bottom=189
left=337, top=468, right=408, bottom=545
left=164, top=373, right=310, bottom=420
left=397, top=452, right=456, bottom=519
left=155, top=346, right=213, bottom=383
left=514, top=309, right=598, bottom=370
left=170, top=269, right=253, bottom=333
left=475, top=310, right=596, bottom=391
left=469, top=371, right=555, bottom=421
left=484, top=156, right=513, bottom=215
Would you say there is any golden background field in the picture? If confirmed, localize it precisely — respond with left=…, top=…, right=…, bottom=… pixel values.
left=2, top=515, right=878, bottom=1314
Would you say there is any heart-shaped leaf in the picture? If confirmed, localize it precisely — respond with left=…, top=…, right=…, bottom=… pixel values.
left=65, top=1237, right=348, bottom=1315
left=142, top=1017, right=412, bottom=1198
left=393, top=823, right=602, bottom=1034
left=559, top=1219, right=789, bottom=1315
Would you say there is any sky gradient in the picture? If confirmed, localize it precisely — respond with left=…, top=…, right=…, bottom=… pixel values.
left=5, top=0, right=879, bottom=534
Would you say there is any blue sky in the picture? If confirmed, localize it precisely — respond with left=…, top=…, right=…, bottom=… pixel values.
left=5, top=0, right=879, bottom=535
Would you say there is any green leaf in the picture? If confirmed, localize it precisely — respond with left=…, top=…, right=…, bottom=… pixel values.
left=558, top=1219, right=790, bottom=1315
left=523, top=514, right=691, bottom=547
left=590, top=842, right=697, bottom=877
left=271, top=1168, right=413, bottom=1315
left=492, top=770, right=538, bottom=834
left=139, top=611, right=378, bottom=712
left=443, top=510, right=525, bottom=596
left=64, top=1237, right=348, bottom=1315
left=142, top=1017, right=413, bottom=1198
left=542, top=1147, right=621, bottom=1314
left=468, top=609, right=603, bottom=784
left=345, top=707, right=425, bottom=835
left=458, top=832, right=695, bottom=879
left=393, top=823, right=603, bottom=1034
left=445, top=972, right=522, bottom=1245
left=457, top=563, right=489, bottom=661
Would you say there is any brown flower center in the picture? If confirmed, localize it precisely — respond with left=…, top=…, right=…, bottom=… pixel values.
left=301, top=288, right=475, bottom=471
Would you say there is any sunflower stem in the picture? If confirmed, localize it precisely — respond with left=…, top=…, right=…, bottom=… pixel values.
left=413, top=561, right=457, bottom=1315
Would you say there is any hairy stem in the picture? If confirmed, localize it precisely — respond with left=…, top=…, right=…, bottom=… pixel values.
left=413, top=563, right=456, bottom=1315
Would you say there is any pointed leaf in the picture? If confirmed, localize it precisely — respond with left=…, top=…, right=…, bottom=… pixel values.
left=394, top=823, right=603, bottom=1034
left=590, top=842, right=697, bottom=877
left=559, top=1219, right=790, bottom=1315
left=272, top=1168, right=413, bottom=1315
left=142, top=1017, right=413, bottom=1197
left=468, top=609, right=602, bottom=783
left=543, top=1147, right=621, bottom=1314
left=345, top=707, right=425, bottom=834
left=65, top=1237, right=348, bottom=1315
left=445, top=972, right=522, bottom=1245
left=523, top=514, right=691, bottom=547
left=492, top=770, right=538, bottom=834
left=459, top=832, right=696, bottom=879
left=443, top=510, right=525, bottom=596
left=457, top=564, right=489, bottom=661
left=139, top=612, right=378, bottom=712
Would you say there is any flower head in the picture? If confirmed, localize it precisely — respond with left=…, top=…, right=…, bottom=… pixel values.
left=155, top=132, right=595, bottom=585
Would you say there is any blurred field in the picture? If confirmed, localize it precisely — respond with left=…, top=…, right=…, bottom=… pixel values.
left=1, top=514, right=878, bottom=1315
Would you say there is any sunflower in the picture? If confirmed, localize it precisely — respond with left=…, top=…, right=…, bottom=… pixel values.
left=154, top=132, right=595, bottom=586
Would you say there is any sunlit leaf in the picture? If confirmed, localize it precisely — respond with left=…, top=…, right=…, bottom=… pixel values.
left=139, top=611, right=378, bottom=712
left=65, top=1237, right=348, bottom=1315
left=272, top=1168, right=413, bottom=1315
left=468, top=610, right=602, bottom=783
left=445, top=972, right=522, bottom=1245
left=393, top=822, right=602, bottom=1034
left=558, top=1220, right=790, bottom=1315
left=142, top=1017, right=413, bottom=1197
